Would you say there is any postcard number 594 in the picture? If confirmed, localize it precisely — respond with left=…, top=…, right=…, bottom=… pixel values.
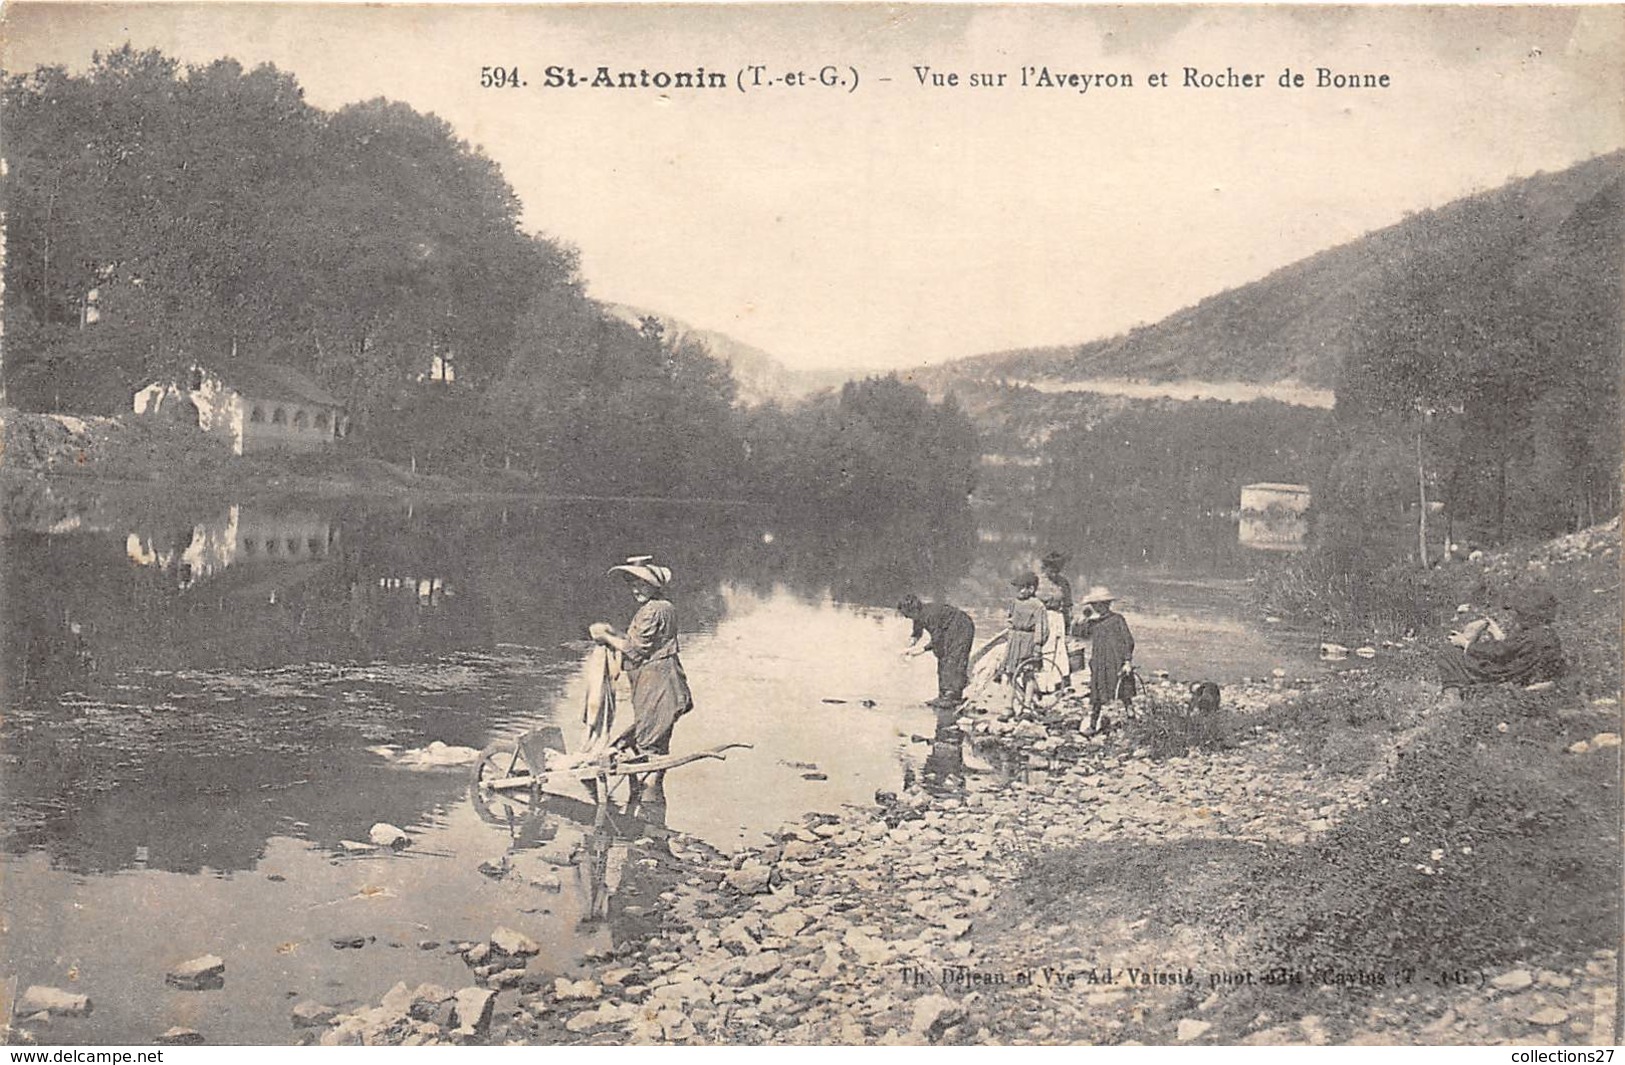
left=480, top=66, right=525, bottom=89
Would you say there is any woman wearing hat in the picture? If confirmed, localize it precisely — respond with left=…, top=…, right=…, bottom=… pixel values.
left=591, top=557, right=694, bottom=758
left=1074, top=586, right=1135, bottom=734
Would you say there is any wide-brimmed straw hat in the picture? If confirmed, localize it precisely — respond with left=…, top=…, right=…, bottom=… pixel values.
left=1081, top=585, right=1115, bottom=605
left=608, top=555, right=672, bottom=589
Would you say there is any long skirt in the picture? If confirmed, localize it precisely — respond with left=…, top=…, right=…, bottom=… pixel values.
left=933, top=618, right=976, bottom=703
left=1036, top=610, right=1070, bottom=692
left=627, top=656, right=694, bottom=755
left=1003, top=628, right=1041, bottom=676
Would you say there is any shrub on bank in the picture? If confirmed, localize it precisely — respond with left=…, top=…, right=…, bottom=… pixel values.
left=1260, top=691, right=1621, bottom=972
left=1257, top=671, right=1421, bottom=776
left=1251, top=550, right=1480, bottom=636
left=1119, top=688, right=1235, bottom=759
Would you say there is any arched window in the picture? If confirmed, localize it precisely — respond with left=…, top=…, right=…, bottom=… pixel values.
left=241, top=538, right=256, bottom=555
left=189, top=368, right=204, bottom=392
left=250, top=406, right=265, bottom=424
left=286, top=538, right=300, bottom=554
left=293, top=410, right=309, bottom=429
left=315, top=411, right=330, bottom=430
left=272, top=407, right=287, bottom=425
left=265, top=539, right=280, bottom=555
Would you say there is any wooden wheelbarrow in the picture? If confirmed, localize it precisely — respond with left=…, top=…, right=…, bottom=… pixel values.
left=469, top=725, right=751, bottom=822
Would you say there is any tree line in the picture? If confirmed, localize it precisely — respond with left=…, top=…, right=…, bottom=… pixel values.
left=1, top=46, right=979, bottom=513
left=1336, top=167, right=1622, bottom=547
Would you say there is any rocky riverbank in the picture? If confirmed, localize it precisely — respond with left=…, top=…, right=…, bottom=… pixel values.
left=13, top=516, right=1609, bottom=1048
left=297, top=650, right=1619, bottom=1046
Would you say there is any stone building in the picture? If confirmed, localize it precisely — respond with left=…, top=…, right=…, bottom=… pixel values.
left=133, top=362, right=347, bottom=456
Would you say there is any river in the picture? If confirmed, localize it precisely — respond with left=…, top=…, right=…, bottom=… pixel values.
left=0, top=483, right=1323, bottom=1043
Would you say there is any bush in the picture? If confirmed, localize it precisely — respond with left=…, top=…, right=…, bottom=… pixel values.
left=1120, top=687, right=1234, bottom=759
left=1257, top=692, right=1621, bottom=971
left=1252, top=550, right=1480, bottom=635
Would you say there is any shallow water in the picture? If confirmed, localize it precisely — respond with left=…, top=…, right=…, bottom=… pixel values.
left=0, top=488, right=1321, bottom=1043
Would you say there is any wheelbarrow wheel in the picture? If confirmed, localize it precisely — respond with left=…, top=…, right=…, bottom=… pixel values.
left=469, top=740, right=541, bottom=825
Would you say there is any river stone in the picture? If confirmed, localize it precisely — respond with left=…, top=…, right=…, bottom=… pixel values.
left=756, top=886, right=799, bottom=914
left=766, top=910, right=808, bottom=938
left=721, top=919, right=760, bottom=953
left=726, top=863, right=773, bottom=895
left=451, top=987, right=495, bottom=1035
left=1492, top=970, right=1535, bottom=992
left=1177, top=1018, right=1212, bottom=1042
left=166, top=954, right=226, bottom=990
left=741, top=951, right=784, bottom=981
left=156, top=1026, right=204, bottom=1045
left=628, top=1016, right=666, bottom=1043
left=1527, top=1007, right=1570, bottom=1026
left=564, top=1002, right=629, bottom=1033
left=911, top=994, right=965, bottom=1040
left=490, top=926, right=540, bottom=957
left=291, top=1001, right=338, bottom=1028
left=21, top=986, right=91, bottom=1017
left=486, top=969, right=526, bottom=991
left=782, top=840, right=819, bottom=863
left=368, top=822, right=411, bottom=848
left=379, top=982, right=415, bottom=1018
left=554, top=978, right=602, bottom=1002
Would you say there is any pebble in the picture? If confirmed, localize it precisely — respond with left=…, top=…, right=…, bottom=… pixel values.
left=20, top=987, right=91, bottom=1017
left=156, top=1027, right=204, bottom=1045
left=1492, top=970, right=1535, bottom=992
left=166, top=954, right=226, bottom=991
left=490, top=927, right=540, bottom=957
left=368, top=823, right=411, bottom=848
left=1176, top=1018, right=1212, bottom=1042
left=911, top=995, right=966, bottom=1040
left=451, top=987, right=496, bottom=1034
left=291, top=1000, right=338, bottom=1027
left=554, top=979, right=602, bottom=1002
left=725, top=864, right=774, bottom=895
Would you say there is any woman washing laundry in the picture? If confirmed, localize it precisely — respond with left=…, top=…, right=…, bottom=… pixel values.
left=589, top=557, right=695, bottom=761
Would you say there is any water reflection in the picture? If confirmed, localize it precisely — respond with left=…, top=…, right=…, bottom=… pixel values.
left=1, top=487, right=977, bottom=877
left=125, top=505, right=340, bottom=589
left=1238, top=511, right=1309, bottom=552
left=497, top=791, right=673, bottom=954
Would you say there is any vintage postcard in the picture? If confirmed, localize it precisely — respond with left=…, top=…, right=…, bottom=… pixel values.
left=1, top=2, right=1621, bottom=1050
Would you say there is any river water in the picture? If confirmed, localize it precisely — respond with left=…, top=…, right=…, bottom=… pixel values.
left=0, top=483, right=1322, bottom=1043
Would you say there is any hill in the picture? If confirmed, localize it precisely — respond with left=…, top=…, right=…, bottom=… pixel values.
left=601, top=303, right=854, bottom=405
left=938, top=151, right=1624, bottom=391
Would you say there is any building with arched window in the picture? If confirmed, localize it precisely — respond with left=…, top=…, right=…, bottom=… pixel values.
left=134, top=362, right=347, bottom=456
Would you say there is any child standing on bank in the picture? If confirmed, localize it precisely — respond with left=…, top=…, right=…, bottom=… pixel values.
left=1074, top=586, right=1135, bottom=735
left=1002, top=573, right=1048, bottom=712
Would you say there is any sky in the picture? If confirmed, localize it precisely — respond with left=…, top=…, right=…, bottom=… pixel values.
left=3, top=3, right=1623, bottom=373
